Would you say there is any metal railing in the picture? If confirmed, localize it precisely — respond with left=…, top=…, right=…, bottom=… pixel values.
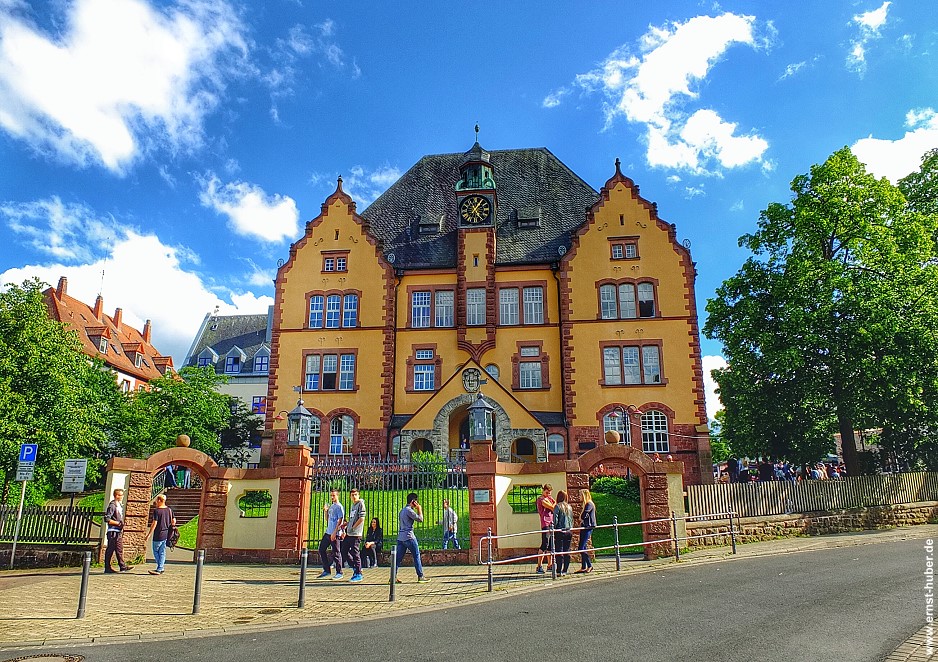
left=0, top=505, right=99, bottom=544
left=477, top=510, right=740, bottom=590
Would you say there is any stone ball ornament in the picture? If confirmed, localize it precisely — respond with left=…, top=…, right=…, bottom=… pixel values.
left=604, top=430, right=621, bottom=444
left=175, top=434, right=191, bottom=447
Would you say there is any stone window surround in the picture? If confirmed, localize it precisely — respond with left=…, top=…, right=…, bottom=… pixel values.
left=510, top=340, right=551, bottom=391
left=304, top=288, right=362, bottom=329
left=405, top=285, right=456, bottom=329
left=495, top=279, right=550, bottom=326
left=598, top=339, right=668, bottom=387
left=321, top=249, right=350, bottom=273
left=595, top=277, right=660, bottom=321
left=405, top=343, right=442, bottom=393
left=609, top=235, right=640, bottom=260
left=301, top=348, right=360, bottom=393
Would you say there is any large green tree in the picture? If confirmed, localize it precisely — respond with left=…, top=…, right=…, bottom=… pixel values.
left=0, top=279, right=123, bottom=504
left=705, top=147, right=938, bottom=474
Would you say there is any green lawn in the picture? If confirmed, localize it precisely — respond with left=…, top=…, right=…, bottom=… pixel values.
left=178, top=516, right=199, bottom=549
left=590, top=493, right=644, bottom=554
left=78, top=492, right=104, bottom=511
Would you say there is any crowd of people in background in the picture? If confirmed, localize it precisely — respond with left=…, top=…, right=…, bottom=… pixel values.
left=719, top=457, right=848, bottom=483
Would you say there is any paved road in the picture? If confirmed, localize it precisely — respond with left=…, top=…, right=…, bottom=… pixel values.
left=4, top=537, right=921, bottom=662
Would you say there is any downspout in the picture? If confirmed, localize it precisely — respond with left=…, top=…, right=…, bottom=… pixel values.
left=386, top=267, right=403, bottom=456
left=551, top=262, right=571, bottom=460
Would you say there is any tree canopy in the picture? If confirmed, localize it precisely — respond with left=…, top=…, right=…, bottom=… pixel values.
left=704, top=147, right=938, bottom=474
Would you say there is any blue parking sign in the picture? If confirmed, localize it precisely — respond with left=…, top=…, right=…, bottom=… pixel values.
left=19, top=443, right=38, bottom=463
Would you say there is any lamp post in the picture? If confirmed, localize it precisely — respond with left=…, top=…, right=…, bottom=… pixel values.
left=275, top=396, right=313, bottom=447
left=467, top=392, right=495, bottom=442
left=604, top=404, right=643, bottom=445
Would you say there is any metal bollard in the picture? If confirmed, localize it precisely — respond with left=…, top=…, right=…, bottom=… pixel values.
left=76, top=551, right=91, bottom=618
left=671, top=511, right=680, bottom=561
left=389, top=547, right=398, bottom=602
left=613, top=516, right=621, bottom=571
left=486, top=527, right=493, bottom=592
left=298, top=548, right=309, bottom=608
left=549, top=524, right=557, bottom=580
left=192, top=549, right=205, bottom=615
left=729, top=512, right=737, bottom=554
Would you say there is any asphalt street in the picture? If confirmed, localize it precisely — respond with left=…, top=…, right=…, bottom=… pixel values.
left=3, top=538, right=923, bottom=662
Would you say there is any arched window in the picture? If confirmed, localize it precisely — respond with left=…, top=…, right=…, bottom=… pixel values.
left=342, top=294, right=358, bottom=327
left=310, top=415, right=321, bottom=449
left=485, top=364, right=500, bottom=381
left=641, top=410, right=669, bottom=453
left=329, top=415, right=354, bottom=454
left=602, top=411, right=631, bottom=444
left=547, top=433, right=564, bottom=455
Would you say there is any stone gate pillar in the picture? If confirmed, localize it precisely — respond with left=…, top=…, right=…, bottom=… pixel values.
left=466, top=439, right=497, bottom=556
left=271, top=446, right=313, bottom=562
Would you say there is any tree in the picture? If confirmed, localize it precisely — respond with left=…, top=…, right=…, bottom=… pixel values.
left=0, top=279, right=123, bottom=504
left=113, top=366, right=230, bottom=459
left=705, top=147, right=938, bottom=475
left=218, top=399, right=263, bottom=467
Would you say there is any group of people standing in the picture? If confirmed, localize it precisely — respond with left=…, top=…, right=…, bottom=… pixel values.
left=103, top=487, right=177, bottom=576
left=534, top=484, right=596, bottom=576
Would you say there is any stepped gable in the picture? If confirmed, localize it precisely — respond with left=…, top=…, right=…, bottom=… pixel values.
left=360, top=147, right=600, bottom=268
left=185, top=313, right=269, bottom=372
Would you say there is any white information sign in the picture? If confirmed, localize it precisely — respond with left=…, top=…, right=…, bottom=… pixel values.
left=61, top=459, right=88, bottom=493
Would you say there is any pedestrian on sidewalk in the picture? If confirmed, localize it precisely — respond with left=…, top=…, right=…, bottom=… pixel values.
left=317, top=489, right=345, bottom=580
left=104, top=488, right=131, bottom=573
left=341, top=488, right=366, bottom=583
left=147, top=493, right=175, bottom=575
left=535, top=484, right=556, bottom=574
left=552, top=490, right=573, bottom=576
left=396, top=492, right=429, bottom=583
left=575, top=489, right=596, bottom=574
left=439, top=498, right=459, bottom=549
left=363, top=517, right=383, bottom=568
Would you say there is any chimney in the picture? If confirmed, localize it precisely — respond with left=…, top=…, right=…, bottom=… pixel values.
left=143, top=319, right=152, bottom=344
left=93, top=295, right=104, bottom=321
left=113, top=308, right=122, bottom=332
left=56, top=276, right=67, bottom=298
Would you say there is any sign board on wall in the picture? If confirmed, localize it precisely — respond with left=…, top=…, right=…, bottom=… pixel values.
left=61, top=459, right=88, bottom=493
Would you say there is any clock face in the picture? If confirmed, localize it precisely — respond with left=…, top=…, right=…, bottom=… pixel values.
left=459, top=195, right=491, bottom=225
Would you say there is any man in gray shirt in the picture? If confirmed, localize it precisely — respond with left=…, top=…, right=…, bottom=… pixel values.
left=396, top=492, right=429, bottom=583
left=317, top=489, right=345, bottom=580
left=341, top=488, right=366, bottom=583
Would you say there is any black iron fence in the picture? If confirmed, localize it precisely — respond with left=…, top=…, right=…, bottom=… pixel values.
left=307, top=455, right=468, bottom=550
left=0, top=505, right=98, bottom=544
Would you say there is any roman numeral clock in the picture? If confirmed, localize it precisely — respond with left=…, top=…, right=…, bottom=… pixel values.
left=459, top=194, right=493, bottom=226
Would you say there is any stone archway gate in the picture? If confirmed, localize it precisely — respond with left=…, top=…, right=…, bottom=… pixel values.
left=465, top=440, right=686, bottom=560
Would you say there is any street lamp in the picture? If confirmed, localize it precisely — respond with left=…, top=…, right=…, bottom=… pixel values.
left=467, top=392, right=495, bottom=442
left=604, top=404, right=643, bottom=444
left=275, top=396, right=313, bottom=447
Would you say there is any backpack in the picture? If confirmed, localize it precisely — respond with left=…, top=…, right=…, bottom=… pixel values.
left=167, top=525, right=180, bottom=549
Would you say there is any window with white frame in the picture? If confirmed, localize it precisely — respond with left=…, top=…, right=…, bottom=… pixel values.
left=342, top=294, right=358, bottom=328
left=323, top=257, right=336, bottom=272
left=336, top=256, right=347, bottom=271
left=225, top=356, right=240, bottom=373
left=310, top=415, right=321, bottom=448
left=485, top=364, right=500, bottom=381
left=434, top=291, right=454, bottom=327
left=412, top=291, right=431, bottom=328
left=305, top=353, right=356, bottom=391
left=641, top=410, right=669, bottom=453
left=466, top=288, right=485, bottom=325
left=415, top=349, right=434, bottom=360
left=523, top=287, right=544, bottom=324
left=637, top=283, right=655, bottom=317
left=625, top=243, right=637, bottom=258
left=519, top=361, right=542, bottom=389
left=414, top=364, right=435, bottom=390
left=98, top=337, right=108, bottom=354
left=330, top=415, right=354, bottom=454
left=603, top=345, right=661, bottom=385
left=611, top=244, right=624, bottom=259
left=325, top=295, right=341, bottom=328
left=499, top=288, right=519, bottom=325
left=602, top=411, right=631, bottom=444
left=309, top=295, right=324, bottom=328
left=547, top=433, right=565, bottom=455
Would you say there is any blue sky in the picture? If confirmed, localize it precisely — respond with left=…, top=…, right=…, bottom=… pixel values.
left=1, top=1, right=937, bottom=418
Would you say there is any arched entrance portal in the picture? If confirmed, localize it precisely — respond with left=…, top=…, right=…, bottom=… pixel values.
left=410, top=438, right=433, bottom=455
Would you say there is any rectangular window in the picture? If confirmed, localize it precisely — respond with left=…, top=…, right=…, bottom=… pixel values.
left=611, top=244, right=624, bottom=259
left=339, top=354, right=356, bottom=390
left=520, top=346, right=539, bottom=357
left=325, top=295, right=341, bottom=328
left=336, top=256, right=347, bottom=271
left=523, top=287, right=544, bottom=324
left=415, top=349, right=434, bottom=360
left=600, top=286, right=617, bottom=320
left=499, top=288, right=519, bottom=325
left=251, top=396, right=267, bottom=414
left=414, top=364, right=435, bottom=390
left=322, top=354, right=338, bottom=390
left=225, top=356, right=240, bottom=373
left=642, top=345, right=661, bottom=384
left=625, top=243, right=637, bottom=258
left=618, top=285, right=636, bottom=319
left=467, top=288, right=485, bottom=325
left=638, top=283, right=655, bottom=318
left=603, top=347, right=622, bottom=385
left=434, top=291, right=454, bottom=327
left=323, top=257, right=335, bottom=272
left=622, top=347, right=641, bottom=384
left=309, top=295, right=324, bottom=328
left=305, top=354, right=321, bottom=390
left=197, top=357, right=211, bottom=368
left=254, top=355, right=269, bottom=373
left=342, top=294, right=358, bottom=328
left=519, top=362, right=542, bottom=389
left=412, top=291, right=431, bottom=328
left=602, top=345, right=660, bottom=385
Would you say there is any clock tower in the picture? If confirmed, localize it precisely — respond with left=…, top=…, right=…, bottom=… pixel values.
left=455, top=135, right=496, bottom=228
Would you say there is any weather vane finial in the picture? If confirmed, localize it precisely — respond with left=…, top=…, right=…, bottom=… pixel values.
left=474, top=123, right=479, bottom=142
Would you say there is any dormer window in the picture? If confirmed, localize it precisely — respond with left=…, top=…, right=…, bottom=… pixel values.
left=198, top=357, right=211, bottom=367
left=254, top=354, right=269, bottom=373
left=225, top=356, right=241, bottom=373
left=514, top=207, right=542, bottom=229
left=135, top=353, right=143, bottom=368
left=98, top=337, right=108, bottom=354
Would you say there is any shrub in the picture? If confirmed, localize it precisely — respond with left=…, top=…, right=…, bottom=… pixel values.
left=411, top=450, right=448, bottom=489
left=591, top=476, right=640, bottom=502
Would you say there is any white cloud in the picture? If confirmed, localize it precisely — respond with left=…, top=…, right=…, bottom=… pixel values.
left=847, top=1, right=891, bottom=75
left=198, top=173, right=299, bottom=242
left=852, top=108, right=938, bottom=182
left=264, top=19, right=360, bottom=102
left=779, top=61, right=806, bottom=80
left=334, top=164, right=402, bottom=207
left=702, top=354, right=727, bottom=421
left=0, top=202, right=272, bottom=363
left=1, top=197, right=119, bottom=262
left=0, top=0, right=248, bottom=173
left=547, top=13, right=768, bottom=174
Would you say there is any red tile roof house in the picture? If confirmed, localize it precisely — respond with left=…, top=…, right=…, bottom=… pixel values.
left=44, top=276, right=174, bottom=391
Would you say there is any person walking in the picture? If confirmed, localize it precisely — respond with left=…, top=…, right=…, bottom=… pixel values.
left=146, top=493, right=175, bottom=575
left=341, top=488, right=366, bottom=583
left=535, top=484, right=556, bottom=573
left=103, top=488, right=131, bottom=573
left=575, top=489, right=596, bottom=574
left=362, top=517, right=383, bottom=568
left=552, top=490, right=573, bottom=576
left=317, top=489, right=345, bottom=580
left=163, top=464, right=177, bottom=488
left=395, top=492, right=429, bottom=583
left=439, top=499, right=459, bottom=549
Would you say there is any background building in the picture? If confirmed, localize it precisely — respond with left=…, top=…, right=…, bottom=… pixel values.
left=265, top=142, right=712, bottom=484
left=44, top=276, right=173, bottom=391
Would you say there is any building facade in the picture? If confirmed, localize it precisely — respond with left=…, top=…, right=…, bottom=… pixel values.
left=44, top=276, right=174, bottom=390
left=264, top=143, right=712, bottom=484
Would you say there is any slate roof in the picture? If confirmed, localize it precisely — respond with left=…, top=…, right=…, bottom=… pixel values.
left=185, top=312, right=270, bottom=375
left=360, top=146, right=600, bottom=269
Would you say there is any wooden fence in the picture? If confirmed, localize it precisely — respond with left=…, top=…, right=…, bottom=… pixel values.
left=687, top=472, right=938, bottom=519
left=0, top=505, right=99, bottom=544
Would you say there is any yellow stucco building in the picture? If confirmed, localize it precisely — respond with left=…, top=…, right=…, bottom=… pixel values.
left=264, top=141, right=713, bottom=484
